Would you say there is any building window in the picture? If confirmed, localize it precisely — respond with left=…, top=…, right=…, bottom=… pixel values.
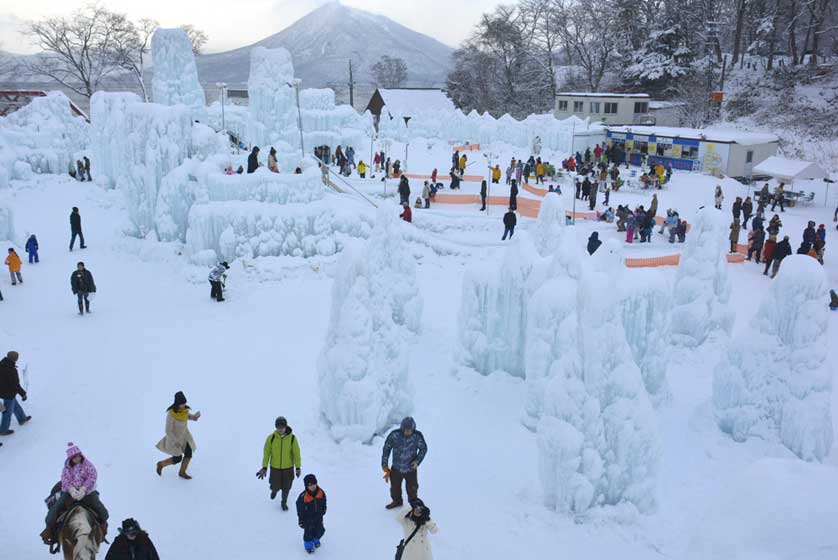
left=573, top=101, right=584, bottom=112
left=746, top=150, right=753, bottom=163
left=604, top=102, right=618, bottom=114
left=590, top=102, right=601, bottom=113
left=634, top=102, right=649, bottom=113
left=681, top=145, right=699, bottom=159
left=557, top=100, right=568, bottom=111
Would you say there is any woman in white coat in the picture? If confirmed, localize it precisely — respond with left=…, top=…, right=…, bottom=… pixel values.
left=155, top=391, right=201, bottom=479
left=396, top=499, right=438, bottom=560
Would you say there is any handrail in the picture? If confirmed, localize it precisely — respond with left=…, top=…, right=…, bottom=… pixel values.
left=309, top=155, right=377, bottom=208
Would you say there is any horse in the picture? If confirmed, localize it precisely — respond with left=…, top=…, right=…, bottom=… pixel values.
left=55, top=504, right=105, bottom=560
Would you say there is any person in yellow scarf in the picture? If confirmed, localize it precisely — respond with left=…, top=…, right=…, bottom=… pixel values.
left=156, top=391, right=201, bottom=479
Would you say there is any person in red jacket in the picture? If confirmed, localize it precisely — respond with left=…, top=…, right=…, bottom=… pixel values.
left=431, top=168, right=438, bottom=184
left=762, top=235, right=777, bottom=276
left=594, top=144, right=603, bottom=160
left=400, top=202, right=412, bottom=223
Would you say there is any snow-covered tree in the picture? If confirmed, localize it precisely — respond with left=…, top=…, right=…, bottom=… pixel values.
left=714, top=255, right=832, bottom=462
left=318, top=208, right=422, bottom=442
left=622, top=26, right=694, bottom=95
left=670, top=208, right=734, bottom=348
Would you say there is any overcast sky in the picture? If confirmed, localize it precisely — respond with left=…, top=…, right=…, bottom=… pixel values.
left=0, top=0, right=501, bottom=55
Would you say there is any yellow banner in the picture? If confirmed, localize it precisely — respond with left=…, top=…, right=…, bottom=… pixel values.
left=671, top=145, right=682, bottom=158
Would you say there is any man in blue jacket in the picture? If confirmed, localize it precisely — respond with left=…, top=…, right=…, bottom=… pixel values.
left=381, top=417, right=427, bottom=510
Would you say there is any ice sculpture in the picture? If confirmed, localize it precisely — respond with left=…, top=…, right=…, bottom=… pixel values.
left=714, top=255, right=832, bottom=462
left=151, top=28, right=206, bottom=120
left=670, top=208, right=734, bottom=347
left=318, top=208, right=422, bottom=442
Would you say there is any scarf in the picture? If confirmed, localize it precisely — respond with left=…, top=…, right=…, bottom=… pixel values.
left=169, top=408, right=190, bottom=422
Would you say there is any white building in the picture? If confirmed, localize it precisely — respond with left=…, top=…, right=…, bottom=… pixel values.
left=605, top=126, right=779, bottom=178
left=554, top=92, right=652, bottom=125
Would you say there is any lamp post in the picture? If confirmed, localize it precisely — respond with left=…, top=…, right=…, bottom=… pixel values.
left=484, top=150, right=497, bottom=216
left=403, top=116, right=411, bottom=173
left=287, top=79, right=305, bottom=161
left=215, top=82, right=228, bottom=136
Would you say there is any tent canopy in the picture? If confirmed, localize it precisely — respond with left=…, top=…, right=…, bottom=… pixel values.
left=752, top=156, right=829, bottom=182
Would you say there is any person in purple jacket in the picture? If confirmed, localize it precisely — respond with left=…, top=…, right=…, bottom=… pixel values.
left=42, top=443, right=109, bottom=543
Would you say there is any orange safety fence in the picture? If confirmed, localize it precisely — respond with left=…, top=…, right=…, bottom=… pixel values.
left=453, top=144, right=481, bottom=152
left=400, top=172, right=484, bottom=183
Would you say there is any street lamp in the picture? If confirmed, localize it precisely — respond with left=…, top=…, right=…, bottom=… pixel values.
left=215, top=82, right=228, bottom=136
left=484, top=150, right=497, bottom=216
left=287, top=79, right=305, bottom=161
left=403, top=116, right=411, bottom=173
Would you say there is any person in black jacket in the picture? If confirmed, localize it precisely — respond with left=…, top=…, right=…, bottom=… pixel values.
left=770, top=236, right=792, bottom=278
left=0, top=351, right=30, bottom=437
left=247, top=146, right=260, bottom=174
left=587, top=232, right=602, bottom=255
left=480, top=180, right=487, bottom=211
left=732, top=197, right=742, bottom=221
left=398, top=176, right=411, bottom=206
left=71, top=262, right=96, bottom=315
left=105, top=519, right=159, bottom=560
left=509, top=179, right=518, bottom=210
left=296, top=474, right=327, bottom=554
left=83, top=157, right=92, bottom=182
left=502, top=208, right=516, bottom=241
left=69, top=207, right=86, bottom=251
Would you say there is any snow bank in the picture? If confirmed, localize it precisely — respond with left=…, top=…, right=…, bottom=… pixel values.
left=713, top=255, right=832, bottom=461
left=686, top=458, right=838, bottom=559
left=670, top=208, right=734, bottom=347
left=619, top=271, right=672, bottom=404
left=0, top=204, right=15, bottom=242
left=91, top=92, right=193, bottom=237
left=0, top=91, right=89, bottom=184
left=151, top=28, right=206, bottom=120
left=185, top=198, right=374, bottom=262
left=318, top=209, right=422, bottom=441
left=247, top=47, right=298, bottom=148
left=536, top=241, right=660, bottom=515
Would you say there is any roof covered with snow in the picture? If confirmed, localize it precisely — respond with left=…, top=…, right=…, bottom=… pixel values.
left=378, top=88, right=456, bottom=115
left=648, top=101, right=685, bottom=109
left=606, top=125, right=779, bottom=145
left=752, top=156, right=829, bottom=181
left=558, top=92, right=649, bottom=98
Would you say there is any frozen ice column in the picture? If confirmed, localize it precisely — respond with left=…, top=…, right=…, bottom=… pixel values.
left=151, top=28, right=207, bottom=120
left=247, top=47, right=299, bottom=148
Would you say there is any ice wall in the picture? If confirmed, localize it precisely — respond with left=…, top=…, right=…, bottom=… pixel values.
left=535, top=241, right=660, bottom=515
left=91, top=92, right=193, bottom=237
left=151, top=28, right=206, bottom=120
left=0, top=204, right=15, bottom=242
left=318, top=208, right=422, bottom=442
left=669, top=208, right=734, bottom=348
left=0, top=91, right=89, bottom=182
left=713, top=255, right=832, bottom=462
left=458, top=235, right=539, bottom=378
left=186, top=198, right=374, bottom=262
left=247, top=47, right=298, bottom=148
left=157, top=162, right=325, bottom=243
left=619, top=272, right=672, bottom=404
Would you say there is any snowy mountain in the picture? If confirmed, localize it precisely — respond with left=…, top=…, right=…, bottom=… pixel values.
left=195, top=2, right=453, bottom=88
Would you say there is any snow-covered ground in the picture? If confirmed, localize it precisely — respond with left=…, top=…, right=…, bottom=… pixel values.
left=2, top=136, right=837, bottom=558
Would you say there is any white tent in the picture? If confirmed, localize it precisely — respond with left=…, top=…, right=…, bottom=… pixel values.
left=752, top=156, right=828, bottom=182
left=753, top=156, right=832, bottom=206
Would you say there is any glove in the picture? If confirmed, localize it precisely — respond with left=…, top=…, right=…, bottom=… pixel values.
left=410, top=461, right=418, bottom=470
left=295, top=468, right=301, bottom=478
left=382, top=466, right=390, bottom=483
left=298, top=522, right=304, bottom=528
left=256, top=468, right=267, bottom=480
left=21, top=393, right=27, bottom=402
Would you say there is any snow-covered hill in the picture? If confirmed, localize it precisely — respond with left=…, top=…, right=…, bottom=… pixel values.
left=196, top=2, right=453, bottom=88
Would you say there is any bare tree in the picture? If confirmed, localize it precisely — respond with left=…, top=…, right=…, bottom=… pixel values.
left=24, top=6, right=137, bottom=98
left=111, top=18, right=158, bottom=102
left=179, top=24, right=208, bottom=55
left=371, top=55, right=408, bottom=88
left=560, top=0, right=618, bottom=91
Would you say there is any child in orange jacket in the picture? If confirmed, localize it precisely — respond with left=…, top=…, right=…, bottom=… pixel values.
left=5, top=248, right=22, bottom=285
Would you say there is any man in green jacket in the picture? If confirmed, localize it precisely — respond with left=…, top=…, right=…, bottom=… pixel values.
left=256, top=416, right=301, bottom=510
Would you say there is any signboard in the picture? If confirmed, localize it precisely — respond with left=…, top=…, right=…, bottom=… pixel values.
left=698, top=142, right=730, bottom=174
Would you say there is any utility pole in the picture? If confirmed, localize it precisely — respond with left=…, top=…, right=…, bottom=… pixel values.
left=348, top=60, right=355, bottom=108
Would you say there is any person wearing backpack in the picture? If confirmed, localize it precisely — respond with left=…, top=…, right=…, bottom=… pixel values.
left=395, top=499, right=438, bottom=560
left=256, top=416, right=302, bottom=511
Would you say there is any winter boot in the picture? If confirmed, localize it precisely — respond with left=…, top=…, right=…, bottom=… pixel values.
left=270, top=489, right=278, bottom=500
left=281, top=502, right=289, bottom=511
left=85, top=301, right=90, bottom=313
left=385, top=501, right=403, bottom=510
left=178, top=457, right=193, bottom=480
left=156, top=458, right=176, bottom=476
left=78, top=303, right=84, bottom=316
